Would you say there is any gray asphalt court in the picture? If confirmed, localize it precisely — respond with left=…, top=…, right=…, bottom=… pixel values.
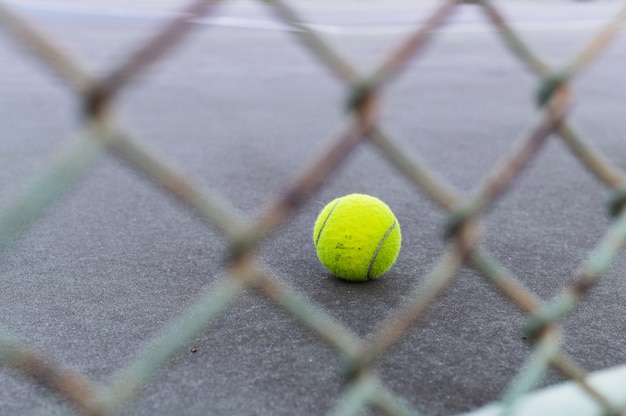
left=1, top=1, right=626, bottom=415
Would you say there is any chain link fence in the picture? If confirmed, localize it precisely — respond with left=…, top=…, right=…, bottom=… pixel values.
left=1, top=0, right=626, bottom=415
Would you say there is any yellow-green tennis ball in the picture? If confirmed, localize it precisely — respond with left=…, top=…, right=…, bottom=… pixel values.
left=313, top=193, right=401, bottom=282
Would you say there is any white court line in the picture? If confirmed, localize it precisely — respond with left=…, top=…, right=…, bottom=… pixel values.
left=2, top=0, right=618, bottom=36
left=3, top=0, right=185, bottom=20
left=193, top=17, right=616, bottom=35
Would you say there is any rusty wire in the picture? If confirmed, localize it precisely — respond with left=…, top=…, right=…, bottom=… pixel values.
left=1, top=0, right=626, bottom=415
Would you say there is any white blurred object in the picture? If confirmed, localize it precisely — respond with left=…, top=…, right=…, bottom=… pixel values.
left=461, top=364, right=626, bottom=416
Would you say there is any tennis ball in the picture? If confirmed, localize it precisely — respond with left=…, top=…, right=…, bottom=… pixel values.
left=313, top=193, right=401, bottom=282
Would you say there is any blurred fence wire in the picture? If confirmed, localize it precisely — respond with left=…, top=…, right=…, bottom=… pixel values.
left=1, top=0, right=626, bottom=415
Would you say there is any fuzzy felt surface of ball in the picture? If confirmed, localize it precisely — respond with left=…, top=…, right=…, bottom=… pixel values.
left=313, top=193, right=401, bottom=282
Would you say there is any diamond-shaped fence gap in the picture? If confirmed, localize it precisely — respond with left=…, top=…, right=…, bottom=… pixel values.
left=117, top=14, right=344, bottom=215
left=380, top=27, right=535, bottom=195
left=232, top=2, right=464, bottom=252
left=479, top=138, right=610, bottom=299
left=257, top=144, right=445, bottom=337
left=377, top=266, right=531, bottom=416
left=119, top=289, right=345, bottom=416
left=0, top=152, right=230, bottom=381
left=99, top=270, right=248, bottom=413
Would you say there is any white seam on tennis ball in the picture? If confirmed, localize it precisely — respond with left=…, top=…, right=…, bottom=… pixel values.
left=367, top=219, right=397, bottom=280
left=314, top=199, right=341, bottom=247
